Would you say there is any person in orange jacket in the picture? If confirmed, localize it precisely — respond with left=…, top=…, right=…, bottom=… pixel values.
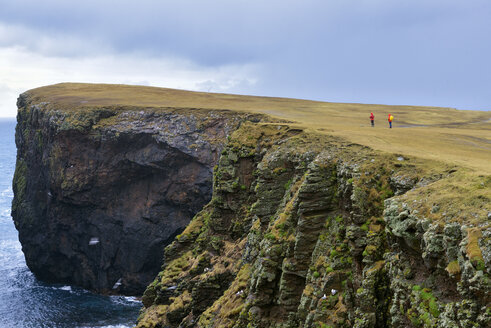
left=388, top=114, right=393, bottom=128
left=370, top=112, right=374, bottom=127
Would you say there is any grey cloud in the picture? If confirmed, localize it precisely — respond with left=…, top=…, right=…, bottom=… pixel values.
left=0, top=0, right=490, bottom=109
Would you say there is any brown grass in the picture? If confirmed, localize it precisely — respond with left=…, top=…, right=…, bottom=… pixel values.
left=466, top=228, right=484, bottom=263
left=25, top=82, right=491, bottom=174
left=398, top=170, right=490, bottom=225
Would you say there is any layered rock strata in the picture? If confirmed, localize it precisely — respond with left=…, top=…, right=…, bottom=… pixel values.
left=11, top=87, right=490, bottom=327
left=137, top=123, right=490, bottom=327
left=12, top=92, right=262, bottom=294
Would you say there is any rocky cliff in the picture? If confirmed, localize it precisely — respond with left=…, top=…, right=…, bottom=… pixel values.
left=136, top=123, right=490, bottom=327
left=12, top=90, right=263, bottom=294
left=12, top=84, right=490, bottom=327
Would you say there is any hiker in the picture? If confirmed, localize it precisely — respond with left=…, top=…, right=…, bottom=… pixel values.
left=388, top=114, right=393, bottom=128
left=370, top=112, right=374, bottom=127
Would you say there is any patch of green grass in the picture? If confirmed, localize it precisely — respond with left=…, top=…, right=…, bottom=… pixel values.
left=445, top=260, right=460, bottom=275
left=284, top=178, right=293, bottom=190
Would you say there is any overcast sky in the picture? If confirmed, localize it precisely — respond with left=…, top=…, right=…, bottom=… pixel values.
left=1, top=0, right=490, bottom=117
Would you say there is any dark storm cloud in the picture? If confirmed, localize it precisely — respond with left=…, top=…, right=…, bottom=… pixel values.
left=1, top=0, right=490, bottom=110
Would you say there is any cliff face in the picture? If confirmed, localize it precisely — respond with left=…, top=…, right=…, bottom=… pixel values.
left=12, top=92, right=260, bottom=294
left=12, top=85, right=490, bottom=327
left=137, top=123, right=490, bottom=328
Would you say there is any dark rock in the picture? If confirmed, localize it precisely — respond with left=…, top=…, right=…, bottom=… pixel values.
left=12, top=93, right=247, bottom=294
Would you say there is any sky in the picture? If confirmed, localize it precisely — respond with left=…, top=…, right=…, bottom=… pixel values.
left=1, top=0, right=490, bottom=117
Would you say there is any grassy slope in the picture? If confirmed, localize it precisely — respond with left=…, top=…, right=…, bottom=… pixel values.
left=25, top=82, right=491, bottom=175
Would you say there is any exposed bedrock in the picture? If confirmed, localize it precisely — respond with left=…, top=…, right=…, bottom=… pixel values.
left=12, top=92, right=260, bottom=294
left=136, top=123, right=490, bottom=328
left=11, top=88, right=490, bottom=327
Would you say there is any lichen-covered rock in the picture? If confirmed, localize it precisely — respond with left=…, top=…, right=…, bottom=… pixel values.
left=14, top=87, right=490, bottom=326
left=384, top=199, right=490, bottom=328
left=137, top=121, right=490, bottom=327
left=137, top=121, right=487, bottom=328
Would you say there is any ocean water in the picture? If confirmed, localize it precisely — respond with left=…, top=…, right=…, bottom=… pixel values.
left=0, top=119, right=141, bottom=328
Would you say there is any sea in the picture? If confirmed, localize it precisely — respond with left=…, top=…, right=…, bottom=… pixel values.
left=0, top=119, right=141, bottom=328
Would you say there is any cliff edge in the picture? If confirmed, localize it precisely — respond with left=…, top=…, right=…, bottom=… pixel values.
left=136, top=122, right=490, bottom=327
left=12, top=86, right=263, bottom=294
left=11, top=83, right=490, bottom=327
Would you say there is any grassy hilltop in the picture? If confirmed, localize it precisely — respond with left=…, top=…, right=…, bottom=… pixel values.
left=24, top=83, right=491, bottom=225
left=19, top=83, right=491, bottom=327
left=26, top=83, right=491, bottom=174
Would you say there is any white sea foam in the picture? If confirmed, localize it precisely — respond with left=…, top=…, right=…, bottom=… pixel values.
left=0, top=188, right=13, bottom=199
left=59, top=286, right=72, bottom=291
left=123, top=296, right=141, bottom=303
left=78, top=325, right=132, bottom=328
left=0, top=122, right=140, bottom=327
left=110, top=295, right=142, bottom=305
left=1, top=208, right=11, bottom=218
left=0, top=239, right=22, bottom=252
